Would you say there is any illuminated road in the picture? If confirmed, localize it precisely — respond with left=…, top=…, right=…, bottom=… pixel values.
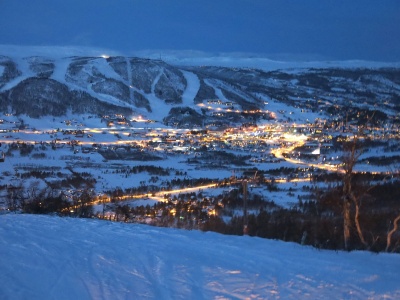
left=148, top=183, right=219, bottom=202
left=91, top=176, right=318, bottom=210
left=271, top=137, right=343, bottom=173
left=92, top=183, right=220, bottom=204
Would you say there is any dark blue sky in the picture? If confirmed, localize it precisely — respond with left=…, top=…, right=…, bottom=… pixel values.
left=0, top=0, right=399, bottom=61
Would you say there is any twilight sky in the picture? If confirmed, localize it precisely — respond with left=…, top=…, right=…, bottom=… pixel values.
left=0, top=0, right=399, bottom=61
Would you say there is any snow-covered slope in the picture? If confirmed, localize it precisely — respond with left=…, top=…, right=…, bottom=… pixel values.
left=1, top=46, right=400, bottom=126
left=0, top=214, right=399, bottom=299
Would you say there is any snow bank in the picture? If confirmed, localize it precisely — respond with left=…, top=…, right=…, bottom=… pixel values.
left=0, top=214, right=399, bottom=299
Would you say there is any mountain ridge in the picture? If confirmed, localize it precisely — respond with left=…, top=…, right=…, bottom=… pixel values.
left=0, top=49, right=399, bottom=127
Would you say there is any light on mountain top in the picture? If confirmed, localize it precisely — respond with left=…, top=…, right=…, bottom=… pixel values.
left=101, top=54, right=110, bottom=59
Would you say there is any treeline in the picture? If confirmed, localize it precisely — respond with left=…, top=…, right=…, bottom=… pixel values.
left=20, top=170, right=63, bottom=179
left=110, top=197, right=217, bottom=229
left=6, top=142, right=35, bottom=156
left=202, top=180, right=400, bottom=253
left=4, top=174, right=399, bottom=253
left=5, top=185, right=95, bottom=219
left=103, top=165, right=171, bottom=176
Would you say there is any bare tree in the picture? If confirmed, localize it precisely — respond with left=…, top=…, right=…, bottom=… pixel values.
left=6, top=182, right=25, bottom=212
left=72, top=188, right=94, bottom=218
left=386, top=214, right=400, bottom=252
left=26, top=180, right=41, bottom=201
left=340, top=132, right=368, bottom=250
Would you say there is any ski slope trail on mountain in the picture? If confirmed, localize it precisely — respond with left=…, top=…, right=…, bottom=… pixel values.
left=180, top=70, right=200, bottom=107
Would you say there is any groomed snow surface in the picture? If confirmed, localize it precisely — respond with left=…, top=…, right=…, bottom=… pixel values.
left=1, top=215, right=399, bottom=299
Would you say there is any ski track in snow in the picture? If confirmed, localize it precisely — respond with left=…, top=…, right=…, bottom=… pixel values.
left=141, top=68, right=171, bottom=121
left=180, top=70, right=200, bottom=109
left=51, top=57, right=71, bottom=83
left=151, top=69, right=163, bottom=96
left=0, top=57, right=34, bottom=92
left=91, top=57, right=122, bottom=82
left=126, top=57, right=134, bottom=105
left=1, top=214, right=399, bottom=300
left=53, top=56, right=134, bottom=111
left=140, top=69, right=200, bottom=122
left=204, top=79, right=229, bottom=102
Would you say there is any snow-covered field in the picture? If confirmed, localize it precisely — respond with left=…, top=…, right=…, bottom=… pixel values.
left=0, top=214, right=399, bottom=300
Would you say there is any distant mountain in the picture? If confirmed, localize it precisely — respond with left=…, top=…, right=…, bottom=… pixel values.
left=0, top=51, right=399, bottom=127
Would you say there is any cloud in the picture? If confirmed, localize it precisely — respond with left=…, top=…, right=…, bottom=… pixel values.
left=0, top=0, right=399, bottom=61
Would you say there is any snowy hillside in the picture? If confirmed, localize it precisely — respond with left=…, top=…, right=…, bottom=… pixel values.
left=0, top=214, right=399, bottom=299
left=1, top=46, right=399, bottom=126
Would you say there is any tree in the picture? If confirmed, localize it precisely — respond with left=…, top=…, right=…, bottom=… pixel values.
left=341, top=134, right=361, bottom=250
left=386, top=214, right=400, bottom=252
left=72, top=189, right=94, bottom=218
left=26, top=180, right=41, bottom=201
left=6, top=182, right=25, bottom=212
left=339, top=128, right=380, bottom=250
